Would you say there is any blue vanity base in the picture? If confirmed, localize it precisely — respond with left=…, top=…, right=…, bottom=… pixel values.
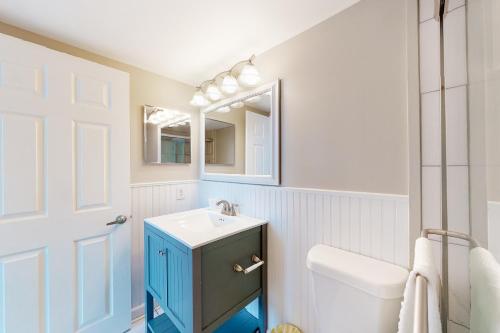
left=146, top=307, right=260, bottom=333
left=214, top=308, right=260, bottom=333
left=147, top=313, right=179, bottom=333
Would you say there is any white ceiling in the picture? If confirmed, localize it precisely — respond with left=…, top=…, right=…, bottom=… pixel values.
left=0, top=0, right=360, bottom=85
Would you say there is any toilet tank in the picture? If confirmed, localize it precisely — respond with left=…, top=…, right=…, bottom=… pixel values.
left=307, top=245, right=408, bottom=333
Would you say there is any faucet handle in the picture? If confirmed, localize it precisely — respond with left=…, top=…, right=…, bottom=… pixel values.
left=231, top=204, right=239, bottom=216
left=216, top=200, right=239, bottom=216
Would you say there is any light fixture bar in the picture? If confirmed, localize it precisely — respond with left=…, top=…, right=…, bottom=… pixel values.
left=195, top=55, right=256, bottom=90
left=190, top=55, right=261, bottom=107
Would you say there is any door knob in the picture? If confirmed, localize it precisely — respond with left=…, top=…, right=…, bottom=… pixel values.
left=106, top=215, right=127, bottom=226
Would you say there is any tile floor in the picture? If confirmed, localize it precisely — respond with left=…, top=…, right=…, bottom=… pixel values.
left=128, top=306, right=164, bottom=333
left=128, top=319, right=145, bottom=333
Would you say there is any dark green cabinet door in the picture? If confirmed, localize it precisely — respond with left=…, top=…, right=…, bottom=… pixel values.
left=201, top=228, right=262, bottom=329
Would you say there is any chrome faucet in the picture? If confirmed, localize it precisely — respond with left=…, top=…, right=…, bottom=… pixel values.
left=216, top=200, right=237, bottom=216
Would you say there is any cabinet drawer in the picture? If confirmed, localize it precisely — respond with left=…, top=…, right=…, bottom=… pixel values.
left=201, top=227, right=262, bottom=329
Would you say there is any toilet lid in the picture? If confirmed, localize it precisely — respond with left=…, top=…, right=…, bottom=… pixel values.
left=307, top=244, right=409, bottom=299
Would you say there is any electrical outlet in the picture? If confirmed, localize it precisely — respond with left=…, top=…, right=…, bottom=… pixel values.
left=176, top=187, right=185, bottom=200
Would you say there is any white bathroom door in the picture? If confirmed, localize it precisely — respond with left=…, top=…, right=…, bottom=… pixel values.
left=245, top=111, right=271, bottom=175
left=0, top=33, right=131, bottom=333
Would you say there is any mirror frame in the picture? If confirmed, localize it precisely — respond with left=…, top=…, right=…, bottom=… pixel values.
left=200, top=80, right=281, bottom=185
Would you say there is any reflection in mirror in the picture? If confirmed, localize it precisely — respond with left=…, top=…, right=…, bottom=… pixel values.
left=143, top=105, right=191, bottom=164
left=204, top=90, right=272, bottom=175
left=205, top=119, right=235, bottom=165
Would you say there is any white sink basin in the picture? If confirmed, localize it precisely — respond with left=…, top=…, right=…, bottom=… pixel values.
left=145, top=208, right=268, bottom=249
left=177, top=211, right=236, bottom=233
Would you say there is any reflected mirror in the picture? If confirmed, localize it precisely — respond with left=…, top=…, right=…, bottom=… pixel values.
left=144, top=105, right=191, bottom=164
left=200, top=80, right=280, bottom=185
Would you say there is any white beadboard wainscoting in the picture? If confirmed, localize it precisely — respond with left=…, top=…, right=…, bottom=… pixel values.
left=128, top=179, right=409, bottom=331
left=130, top=180, right=199, bottom=319
left=199, top=181, right=409, bottom=332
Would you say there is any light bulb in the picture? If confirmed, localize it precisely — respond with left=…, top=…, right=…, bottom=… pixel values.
left=238, top=63, right=261, bottom=87
left=190, top=91, right=210, bottom=107
left=220, top=75, right=239, bottom=94
left=231, top=101, right=244, bottom=108
left=216, top=106, right=231, bottom=113
left=205, top=83, right=222, bottom=101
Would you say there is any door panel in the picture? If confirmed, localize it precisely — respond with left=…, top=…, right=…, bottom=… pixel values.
left=76, top=235, right=112, bottom=329
left=0, top=60, right=46, bottom=97
left=0, top=113, right=45, bottom=219
left=0, top=248, right=48, bottom=333
left=71, top=73, right=110, bottom=110
left=74, top=122, right=110, bottom=211
left=0, top=33, right=131, bottom=333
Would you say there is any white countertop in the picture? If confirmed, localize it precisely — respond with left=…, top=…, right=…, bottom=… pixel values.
left=145, top=208, right=268, bottom=249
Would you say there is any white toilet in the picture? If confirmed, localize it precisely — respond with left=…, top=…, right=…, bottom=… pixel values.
left=307, top=244, right=409, bottom=333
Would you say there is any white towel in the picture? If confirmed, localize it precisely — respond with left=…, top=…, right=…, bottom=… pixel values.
left=397, top=237, right=442, bottom=333
left=470, top=247, right=500, bottom=333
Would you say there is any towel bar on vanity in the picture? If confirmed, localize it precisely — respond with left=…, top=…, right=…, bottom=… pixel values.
left=233, top=255, right=265, bottom=274
left=413, top=229, right=480, bottom=333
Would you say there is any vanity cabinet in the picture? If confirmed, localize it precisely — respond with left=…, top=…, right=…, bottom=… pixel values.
left=144, top=223, right=267, bottom=333
left=145, top=227, right=193, bottom=331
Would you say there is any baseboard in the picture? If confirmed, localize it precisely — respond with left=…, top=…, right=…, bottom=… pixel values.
left=132, top=303, right=144, bottom=321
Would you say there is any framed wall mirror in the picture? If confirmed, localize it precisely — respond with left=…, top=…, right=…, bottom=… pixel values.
left=200, top=80, right=280, bottom=185
left=143, top=105, right=192, bottom=164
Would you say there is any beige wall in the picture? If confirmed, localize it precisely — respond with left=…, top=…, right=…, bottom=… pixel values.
left=1, top=0, right=413, bottom=194
left=256, top=0, right=410, bottom=194
left=0, top=21, right=199, bottom=184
